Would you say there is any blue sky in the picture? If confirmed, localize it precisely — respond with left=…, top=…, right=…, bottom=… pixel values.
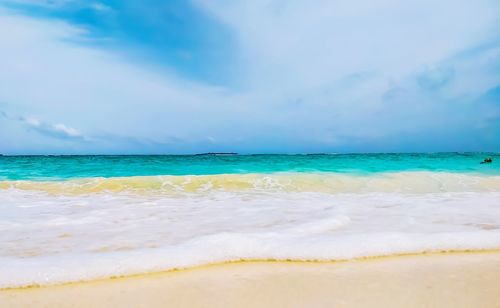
left=0, top=0, right=499, bottom=154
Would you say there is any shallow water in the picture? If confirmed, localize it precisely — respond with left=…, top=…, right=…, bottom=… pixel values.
left=1, top=154, right=499, bottom=287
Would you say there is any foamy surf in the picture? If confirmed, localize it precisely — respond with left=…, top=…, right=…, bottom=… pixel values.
left=1, top=171, right=500, bottom=194
left=1, top=171, right=500, bottom=288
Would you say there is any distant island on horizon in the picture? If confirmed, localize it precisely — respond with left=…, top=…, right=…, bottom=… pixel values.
left=194, top=152, right=238, bottom=156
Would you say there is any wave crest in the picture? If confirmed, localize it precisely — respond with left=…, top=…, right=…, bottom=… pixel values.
left=1, top=172, right=499, bottom=194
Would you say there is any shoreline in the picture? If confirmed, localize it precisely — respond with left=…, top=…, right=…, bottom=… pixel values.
left=2, top=249, right=499, bottom=291
left=2, top=251, right=500, bottom=307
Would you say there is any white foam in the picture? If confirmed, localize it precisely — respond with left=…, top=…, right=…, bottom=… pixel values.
left=1, top=186, right=500, bottom=288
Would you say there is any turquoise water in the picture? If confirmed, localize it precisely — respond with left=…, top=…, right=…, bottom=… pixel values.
left=1, top=153, right=498, bottom=180
left=1, top=152, right=500, bottom=288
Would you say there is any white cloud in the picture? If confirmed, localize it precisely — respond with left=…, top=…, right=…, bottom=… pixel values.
left=52, top=123, right=82, bottom=137
left=0, top=1, right=499, bottom=153
left=89, top=2, right=112, bottom=12
left=22, top=116, right=41, bottom=127
left=0, top=9, right=248, bottom=153
left=197, top=0, right=498, bottom=93
left=194, top=0, right=500, bottom=145
left=18, top=115, right=84, bottom=140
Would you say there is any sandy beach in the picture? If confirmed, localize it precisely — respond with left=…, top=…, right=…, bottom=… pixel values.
left=2, top=0, right=499, bottom=305
left=1, top=251, right=499, bottom=308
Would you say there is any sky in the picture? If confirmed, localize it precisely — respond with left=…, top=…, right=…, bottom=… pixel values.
left=0, top=0, right=499, bottom=154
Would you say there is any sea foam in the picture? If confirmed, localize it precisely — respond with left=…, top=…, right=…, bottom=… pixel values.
left=1, top=171, right=499, bottom=194
left=1, top=172, right=500, bottom=288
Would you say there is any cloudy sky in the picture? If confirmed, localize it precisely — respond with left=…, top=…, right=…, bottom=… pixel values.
left=0, top=0, right=499, bottom=154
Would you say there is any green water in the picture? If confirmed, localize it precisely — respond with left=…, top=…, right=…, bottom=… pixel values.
left=0, top=153, right=498, bottom=181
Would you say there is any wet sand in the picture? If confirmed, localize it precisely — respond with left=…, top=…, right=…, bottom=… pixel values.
left=1, top=251, right=500, bottom=308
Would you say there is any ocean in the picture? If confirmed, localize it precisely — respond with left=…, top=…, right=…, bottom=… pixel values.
left=1, top=153, right=499, bottom=288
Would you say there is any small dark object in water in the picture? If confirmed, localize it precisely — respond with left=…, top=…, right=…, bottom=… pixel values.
left=480, top=157, right=493, bottom=164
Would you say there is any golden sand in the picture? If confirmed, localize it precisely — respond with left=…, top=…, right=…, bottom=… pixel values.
left=1, top=252, right=499, bottom=308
